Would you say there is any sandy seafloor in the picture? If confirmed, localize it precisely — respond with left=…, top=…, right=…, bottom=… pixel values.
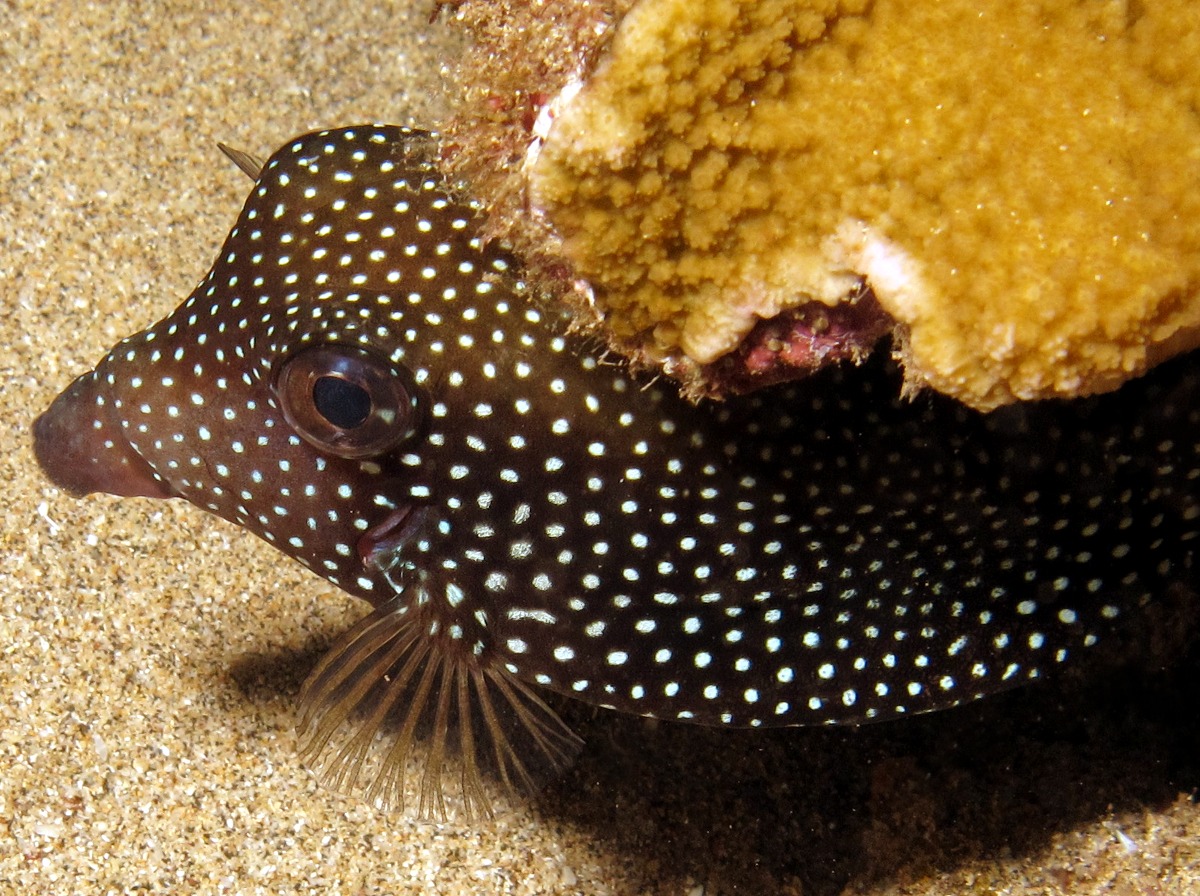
left=1, top=2, right=1199, bottom=894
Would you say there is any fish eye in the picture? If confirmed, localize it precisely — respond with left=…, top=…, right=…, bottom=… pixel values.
left=312, top=375, right=371, bottom=429
left=275, top=343, right=423, bottom=459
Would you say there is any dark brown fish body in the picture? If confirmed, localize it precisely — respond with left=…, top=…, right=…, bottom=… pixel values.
left=34, top=126, right=1200, bottom=816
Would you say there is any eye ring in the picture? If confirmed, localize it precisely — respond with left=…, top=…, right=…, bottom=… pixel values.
left=275, top=344, right=424, bottom=459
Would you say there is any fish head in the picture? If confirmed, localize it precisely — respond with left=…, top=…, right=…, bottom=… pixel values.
left=36, top=126, right=586, bottom=818
left=34, top=126, right=504, bottom=605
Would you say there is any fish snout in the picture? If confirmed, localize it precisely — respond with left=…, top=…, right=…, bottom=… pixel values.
left=34, top=370, right=173, bottom=500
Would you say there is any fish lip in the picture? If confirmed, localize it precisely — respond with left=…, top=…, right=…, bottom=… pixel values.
left=358, top=504, right=425, bottom=569
left=34, top=371, right=175, bottom=500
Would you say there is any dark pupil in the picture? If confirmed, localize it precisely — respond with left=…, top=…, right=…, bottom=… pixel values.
left=312, top=376, right=372, bottom=429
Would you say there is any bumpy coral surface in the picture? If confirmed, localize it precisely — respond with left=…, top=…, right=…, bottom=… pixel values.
left=521, top=0, right=1200, bottom=409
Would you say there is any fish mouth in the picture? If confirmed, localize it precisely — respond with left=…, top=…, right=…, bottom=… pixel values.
left=34, top=371, right=175, bottom=500
left=358, top=505, right=425, bottom=569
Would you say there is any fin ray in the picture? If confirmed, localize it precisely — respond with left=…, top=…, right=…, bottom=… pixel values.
left=298, top=593, right=584, bottom=820
left=217, top=143, right=265, bottom=180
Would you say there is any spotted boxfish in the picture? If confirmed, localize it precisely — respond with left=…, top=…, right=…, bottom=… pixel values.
left=33, top=126, right=1199, bottom=818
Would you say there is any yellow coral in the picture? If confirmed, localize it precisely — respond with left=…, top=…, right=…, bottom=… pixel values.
left=530, top=0, right=1200, bottom=409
